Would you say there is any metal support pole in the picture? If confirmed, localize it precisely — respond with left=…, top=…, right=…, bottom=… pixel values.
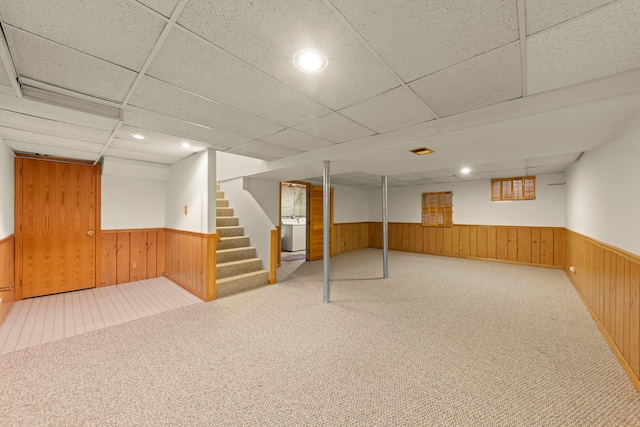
left=323, top=161, right=331, bottom=303
left=382, top=176, right=389, bottom=279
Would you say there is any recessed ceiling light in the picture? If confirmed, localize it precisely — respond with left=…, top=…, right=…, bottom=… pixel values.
left=131, top=133, right=145, bottom=140
left=409, top=147, right=434, bottom=155
left=460, top=167, right=471, bottom=174
left=293, top=49, right=328, bottom=73
left=180, top=142, right=191, bottom=148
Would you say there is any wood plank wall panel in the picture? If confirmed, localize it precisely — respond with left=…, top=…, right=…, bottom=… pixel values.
left=0, top=235, right=15, bottom=326
left=333, top=223, right=370, bottom=256
left=368, top=223, right=565, bottom=269
left=564, top=230, right=640, bottom=392
left=101, top=229, right=165, bottom=287
left=164, top=229, right=217, bottom=301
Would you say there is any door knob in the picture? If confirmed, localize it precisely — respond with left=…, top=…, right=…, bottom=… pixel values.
left=87, top=230, right=94, bottom=236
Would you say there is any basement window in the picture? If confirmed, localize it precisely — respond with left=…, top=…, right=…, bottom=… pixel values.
left=422, top=192, right=453, bottom=227
left=491, top=176, right=536, bottom=201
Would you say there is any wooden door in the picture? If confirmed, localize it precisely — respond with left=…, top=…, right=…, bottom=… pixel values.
left=21, top=158, right=98, bottom=298
left=307, top=185, right=334, bottom=261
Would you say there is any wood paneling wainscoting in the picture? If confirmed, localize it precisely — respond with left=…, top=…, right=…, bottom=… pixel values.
left=333, top=223, right=370, bottom=256
left=0, top=235, right=15, bottom=325
left=565, top=230, right=640, bottom=391
left=101, top=229, right=165, bottom=287
left=368, top=223, right=565, bottom=268
left=164, top=229, right=218, bottom=301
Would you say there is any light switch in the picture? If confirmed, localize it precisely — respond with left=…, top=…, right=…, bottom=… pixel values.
left=184, top=205, right=188, bottom=215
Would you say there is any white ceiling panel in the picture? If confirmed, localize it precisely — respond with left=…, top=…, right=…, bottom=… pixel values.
left=480, top=159, right=526, bottom=172
left=0, top=109, right=111, bottom=144
left=7, top=140, right=101, bottom=160
left=261, top=130, right=334, bottom=152
left=330, top=0, right=519, bottom=82
left=389, top=173, right=424, bottom=181
left=0, top=126, right=104, bottom=152
left=339, top=87, right=437, bottom=133
left=459, top=171, right=493, bottom=181
left=528, top=0, right=640, bottom=95
left=104, top=147, right=182, bottom=165
left=490, top=169, right=528, bottom=179
left=0, top=66, right=11, bottom=87
left=430, top=176, right=462, bottom=184
left=147, top=27, right=331, bottom=127
left=109, top=137, right=202, bottom=159
left=114, top=125, right=227, bottom=153
left=123, top=106, right=250, bottom=149
left=5, top=27, right=137, bottom=103
left=414, top=170, right=456, bottom=179
left=228, top=141, right=301, bottom=160
left=410, top=42, right=522, bottom=117
left=136, top=0, right=181, bottom=17
left=177, top=0, right=399, bottom=110
left=526, top=163, right=571, bottom=175
left=129, top=77, right=284, bottom=139
left=294, top=113, right=375, bottom=143
left=0, top=0, right=165, bottom=71
left=525, top=0, right=617, bottom=35
left=526, top=152, right=582, bottom=167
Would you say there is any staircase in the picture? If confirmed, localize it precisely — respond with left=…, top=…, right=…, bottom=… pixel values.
left=215, top=183, right=270, bottom=298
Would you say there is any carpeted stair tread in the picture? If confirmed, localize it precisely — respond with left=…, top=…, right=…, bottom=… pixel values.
left=216, top=199, right=229, bottom=207
left=216, top=247, right=257, bottom=263
left=216, top=258, right=263, bottom=279
left=216, top=190, right=224, bottom=199
left=216, top=226, right=244, bottom=237
left=216, top=270, right=269, bottom=298
left=216, top=216, right=239, bottom=227
left=217, top=207, right=234, bottom=216
left=217, top=236, right=250, bottom=250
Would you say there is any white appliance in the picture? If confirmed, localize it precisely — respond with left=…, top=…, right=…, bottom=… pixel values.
left=282, top=217, right=306, bottom=251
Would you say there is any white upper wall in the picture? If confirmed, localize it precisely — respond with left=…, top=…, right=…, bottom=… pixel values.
left=566, top=124, right=640, bottom=256
left=165, top=151, right=211, bottom=233
left=368, top=173, right=566, bottom=226
left=333, top=184, right=370, bottom=223
left=0, top=141, right=14, bottom=239
left=217, top=151, right=268, bottom=181
left=101, top=157, right=167, bottom=230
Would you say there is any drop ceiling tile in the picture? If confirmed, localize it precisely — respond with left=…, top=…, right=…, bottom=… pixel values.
left=104, top=147, right=182, bottom=165
left=389, top=173, right=424, bottom=181
left=0, top=0, right=165, bottom=71
left=114, top=125, right=227, bottom=153
left=526, top=163, right=571, bottom=175
left=0, top=126, right=105, bottom=152
left=480, top=159, right=526, bottom=172
left=109, top=137, right=204, bottom=159
left=177, top=0, right=399, bottom=110
left=137, top=0, right=180, bottom=17
left=526, top=152, right=582, bottom=167
left=490, top=169, right=527, bottom=179
left=5, top=27, right=137, bottom=103
left=339, top=87, right=437, bottom=133
left=348, top=171, right=376, bottom=178
left=430, top=176, right=463, bottom=183
left=7, top=140, right=100, bottom=161
left=0, top=109, right=111, bottom=143
left=414, top=170, right=455, bottom=179
left=330, top=0, right=519, bottom=82
left=410, top=42, right=522, bottom=117
left=0, top=66, right=12, bottom=87
left=526, top=0, right=617, bottom=35
left=123, top=106, right=250, bottom=149
left=261, top=130, right=334, bottom=152
left=227, top=141, right=302, bottom=160
left=147, top=27, right=331, bottom=127
left=294, top=113, right=375, bottom=143
left=129, top=77, right=284, bottom=139
left=528, top=0, right=640, bottom=95
left=460, top=172, right=492, bottom=181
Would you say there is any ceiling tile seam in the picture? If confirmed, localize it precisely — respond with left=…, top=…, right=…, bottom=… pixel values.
left=517, top=0, right=527, bottom=98
left=174, top=25, right=338, bottom=116
left=319, top=0, right=440, bottom=120
left=526, top=0, right=626, bottom=37
left=93, top=121, right=123, bottom=165
left=0, top=22, right=22, bottom=98
left=121, top=0, right=190, bottom=107
left=0, top=124, right=109, bottom=146
left=127, top=0, right=172, bottom=22
left=7, top=139, right=103, bottom=154
left=0, top=106, right=113, bottom=135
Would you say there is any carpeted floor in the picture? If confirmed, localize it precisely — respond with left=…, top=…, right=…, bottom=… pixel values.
left=1, top=249, right=639, bottom=426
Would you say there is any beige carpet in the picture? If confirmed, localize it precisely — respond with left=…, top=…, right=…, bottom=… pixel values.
left=1, top=249, right=639, bottom=426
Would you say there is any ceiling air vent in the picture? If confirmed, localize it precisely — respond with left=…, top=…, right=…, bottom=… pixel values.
left=409, top=147, right=434, bottom=155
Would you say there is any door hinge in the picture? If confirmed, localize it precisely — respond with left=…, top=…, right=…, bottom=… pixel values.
left=20, top=224, right=23, bottom=232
